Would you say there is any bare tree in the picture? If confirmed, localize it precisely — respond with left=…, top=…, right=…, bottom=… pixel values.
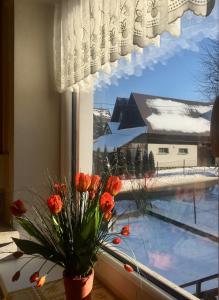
left=198, top=39, right=219, bottom=100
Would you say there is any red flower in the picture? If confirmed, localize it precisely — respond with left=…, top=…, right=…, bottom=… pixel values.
left=29, top=271, right=39, bottom=283
left=112, top=237, right=121, bottom=245
left=10, top=200, right=27, bottom=217
left=121, top=225, right=130, bottom=236
left=54, top=183, right=66, bottom=194
left=105, top=176, right=122, bottom=196
left=13, top=251, right=23, bottom=259
left=75, top=173, right=91, bottom=192
left=89, top=175, right=101, bottom=192
left=99, top=192, right=115, bottom=213
left=47, top=195, right=63, bottom=214
left=103, top=211, right=112, bottom=221
left=124, top=264, right=134, bottom=273
left=36, top=275, right=46, bottom=288
left=12, top=271, right=20, bottom=282
left=88, top=190, right=96, bottom=200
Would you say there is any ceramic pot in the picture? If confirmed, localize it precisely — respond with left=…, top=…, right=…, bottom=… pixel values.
left=63, top=269, right=94, bottom=300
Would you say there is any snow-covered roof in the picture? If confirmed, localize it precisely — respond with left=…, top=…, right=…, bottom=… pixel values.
left=107, top=122, right=120, bottom=133
left=93, top=126, right=147, bottom=152
left=145, top=98, right=212, bottom=134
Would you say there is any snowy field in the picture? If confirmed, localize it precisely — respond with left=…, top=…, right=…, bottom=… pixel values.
left=113, top=182, right=219, bottom=294
left=121, top=167, right=218, bottom=192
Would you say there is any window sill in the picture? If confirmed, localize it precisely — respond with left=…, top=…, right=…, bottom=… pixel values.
left=95, top=248, right=199, bottom=300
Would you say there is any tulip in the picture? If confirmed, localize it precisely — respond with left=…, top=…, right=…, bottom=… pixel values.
left=36, top=275, right=46, bottom=288
left=54, top=183, right=66, bottom=194
left=29, top=271, right=39, bottom=283
left=89, top=175, right=101, bottom=192
left=124, top=264, right=134, bottom=273
left=103, top=211, right=112, bottom=221
left=112, top=237, right=121, bottom=245
left=12, top=271, right=20, bottom=282
left=105, top=176, right=122, bottom=196
left=121, top=225, right=130, bottom=236
left=75, top=173, right=91, bottom=192
left=88, top=190, right=96, bottom=200
left=10, top=200, right=27, bottom=217
left=47, top=195, right=63, bottom=214
left=99, top=192, right=115, bottom=213
left=13, top=251, right=23, bottom=259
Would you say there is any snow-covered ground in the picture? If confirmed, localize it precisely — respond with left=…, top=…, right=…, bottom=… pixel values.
left=113, top=182, right=219, bottom=294
left=121, top=167, right=218, bottom=192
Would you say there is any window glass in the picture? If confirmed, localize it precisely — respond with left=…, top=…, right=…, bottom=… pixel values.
left=179, top=148, right=189, bottom=154
left=158, top=148, right=169, bottom=154
left=92, top=9, right=219, bottom=299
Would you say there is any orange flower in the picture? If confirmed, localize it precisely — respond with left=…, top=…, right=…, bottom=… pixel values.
left=105, top=176, right=122, bottom=196
left=124, top=264, right=134, bottom=273
left=121, top=225, right=130, bottom=236
left=12, top=271, right=20, bottom=282
left=36, top=275, right=46, bottom=288
left=10, top=200, right=27, bottom=217
left=54, top=183, right=66, bottom=194
left=75, top=173, right=91, bottom=192
left=29, top=271, right=39, bottom=283
left=103, top=211, right=112, bottom=221
left=47, top=195, right=63, bottom=214
left=99, top=192, right=115, bottom=213
left=89, top=175, right=101, bottom=192
left=112, top=237, right=121, bottom=245
left=13, top=251, right=23, bottom=259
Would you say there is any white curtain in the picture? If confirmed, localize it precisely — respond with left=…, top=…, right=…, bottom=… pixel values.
left=54, top=0, right=215, bottom=93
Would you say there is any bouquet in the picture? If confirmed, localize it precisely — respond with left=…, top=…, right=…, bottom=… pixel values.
left=10, top=173, right=132, bottom=297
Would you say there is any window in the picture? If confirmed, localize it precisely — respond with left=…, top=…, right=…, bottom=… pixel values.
left=91, top=11, right=219, bottom=300
left=178, top=148, right=189, bottom=155
left=158, top=148, right=169, bottom=154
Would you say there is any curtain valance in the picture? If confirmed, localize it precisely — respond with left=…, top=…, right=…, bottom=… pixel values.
left=54, top=0, right=215, bottom=92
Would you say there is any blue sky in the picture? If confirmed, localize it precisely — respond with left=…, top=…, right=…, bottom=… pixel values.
left=94, top=4, right=219, bottom=113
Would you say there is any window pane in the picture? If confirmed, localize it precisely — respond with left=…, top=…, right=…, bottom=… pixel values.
left=92, top=12, right=218, bottom=299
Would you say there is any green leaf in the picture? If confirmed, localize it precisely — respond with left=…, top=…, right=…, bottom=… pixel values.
left=17, top=218, right=49, bottom=246
left=12, top=238, right=64, bottom=266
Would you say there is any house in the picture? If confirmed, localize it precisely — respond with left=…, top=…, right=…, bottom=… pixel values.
left=94, top=93, right=214, bottom=168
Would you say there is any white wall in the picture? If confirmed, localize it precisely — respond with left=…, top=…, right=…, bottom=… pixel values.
left=14, top=0, right=60, bottom=198
left=148, top=144, right=197, bottom=168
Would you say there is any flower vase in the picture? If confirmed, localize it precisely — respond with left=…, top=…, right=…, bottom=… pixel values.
left=63, top=269, right=94, bottom=300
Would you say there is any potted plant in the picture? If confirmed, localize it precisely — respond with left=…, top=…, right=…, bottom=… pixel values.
left=10, top=173, right=132, bottom=300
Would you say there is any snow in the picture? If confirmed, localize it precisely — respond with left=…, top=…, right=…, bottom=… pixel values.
left=113, top=182, right=219, bottom=288
left=93, top=126, right=147, bottom=152
left=107, top=122, right=120, bottom=133
left=93, top=108, right=111, bottom=118
left=146, top=98, right=212, bottom=134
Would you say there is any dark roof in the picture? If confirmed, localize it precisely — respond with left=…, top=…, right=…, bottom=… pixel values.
left=111, top=97, right=129, bottom=122
left=118, top=93, right=213, bottom=137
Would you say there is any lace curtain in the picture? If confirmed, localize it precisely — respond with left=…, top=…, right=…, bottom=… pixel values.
left=54, top=0, right=215, bottom=93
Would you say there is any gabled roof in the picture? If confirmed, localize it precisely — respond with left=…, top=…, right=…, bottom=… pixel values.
left=111, top=97, right=129, bottom=122
left=120, top=93, right=213, bottom=136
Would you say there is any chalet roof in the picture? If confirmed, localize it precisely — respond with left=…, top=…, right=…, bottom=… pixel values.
left=111, top=97, right=129, bottom=122
left=120, top=93, right=213, bottom=137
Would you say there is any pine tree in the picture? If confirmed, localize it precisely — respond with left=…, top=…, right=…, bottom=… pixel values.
left=103, top=145, right=110, bottom=173
left=108, top=147, right=117, bottom=175
left=135, top=146, right=142, bottom=178
left=142, top=150, right=149, bottom=175
left=95, top=148, right=104, bottom=175
left=126, top=148, right=132, bottom=176
left=149, top=151, right=155, bottom=172
left=118, top=149, right=127, bottom=176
